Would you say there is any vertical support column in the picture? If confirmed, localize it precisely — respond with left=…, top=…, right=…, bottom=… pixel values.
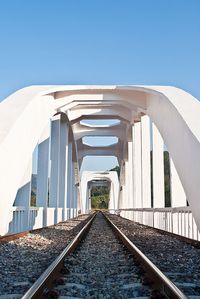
left=152, top=123, right=165, bottom=208
left=124, top=160, right=129, bottom=218
left=37, top=125, right=50, bottom=207
left=131, top=125, right=135, bottom=221
left=118, top=158, right=125, bottom=216
left=74, top=164, right=79, bottom=217
left=112, top=174, right=120, bottom=212
left=80, top=176, right=88, bottom=214
left=58, top=121, right=69, bottom=221
left=71, top=162, right=76, bottom=218
left=49, top=115, right=60, bottom=223
left=128, top=140, right=134, bottom=218
left=74, top=183, right=78, bottom=217
left=85, top=182, right=89, bottom=213
left=88, top=184, right=91, bottom=212
left=141, top=115, right=151, bottom=208
left=76, top=185, right=81, bottom=215
left=170, top=157, right=187, bottom=234
left=109, top=182, right=114, bottom=211
left=133, top=122, right=142, bottom=208
left=113, top=181, right=116, bottom=211
left=37, top=124, right=50, bottom=226
left=120, top=161, right=126, bottom=217
left=170, top=158, right=186, bottom=207
left=67, top=142, right=73, bottom=218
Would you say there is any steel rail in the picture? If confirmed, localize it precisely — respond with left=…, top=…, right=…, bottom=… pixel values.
left=103, top=212, right=187, bottom=299
left=21, top=212, right=97, bottom=299
left=0, top=231, right=29, bottom=244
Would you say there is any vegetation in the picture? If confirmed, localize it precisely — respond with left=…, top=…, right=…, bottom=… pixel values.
left=31, top=174, right=37, bottom=207
left=91, top=185, right=109, bottom=209
left=91, top=194, right=109, bottom=209
left=164, top=151, right=171, bottom=207
left=90, top=166, right=120, bottom=209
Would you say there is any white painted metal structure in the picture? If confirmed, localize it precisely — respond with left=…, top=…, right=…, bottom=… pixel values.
left=0, top=85, right=200, bottom=240
left=81, top=171, right=119, bottom=214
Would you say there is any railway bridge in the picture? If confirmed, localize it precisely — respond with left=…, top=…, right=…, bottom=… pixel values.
left=0, top=85, right=200, bottom=241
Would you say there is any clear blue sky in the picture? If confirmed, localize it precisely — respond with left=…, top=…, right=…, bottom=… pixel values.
left=0, top=0, right=200, bottom=172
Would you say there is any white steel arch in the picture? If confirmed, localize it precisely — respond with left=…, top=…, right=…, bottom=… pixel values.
left=80, top=171, right=119, bottom=213
left=0, top=85, right=200, bottom=236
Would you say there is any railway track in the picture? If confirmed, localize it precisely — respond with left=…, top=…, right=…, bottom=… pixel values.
left=107, top=214, right=200, bottom=298
left=21, top=212, right=186, bottom=299
left=0, top=214, right=91, bottom=298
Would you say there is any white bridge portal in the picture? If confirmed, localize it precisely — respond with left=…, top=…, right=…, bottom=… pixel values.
left=0, top=85, right=200, bottom=239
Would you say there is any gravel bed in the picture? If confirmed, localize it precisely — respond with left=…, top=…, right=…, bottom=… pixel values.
left=107, top=213, right=200, bottom=298
left=47, top=212, right=155, bottom=299
left=0, top=214, right=91, bottom=298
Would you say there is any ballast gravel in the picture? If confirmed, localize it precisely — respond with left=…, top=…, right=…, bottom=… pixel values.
left=0, top=214, right=91, bottom=298
left=107, top=213, right=200, bottom=297
left=49, top=212, right=153, bottom=299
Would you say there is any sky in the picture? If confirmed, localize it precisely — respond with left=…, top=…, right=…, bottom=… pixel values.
left=0, top=0, right=200, bottom=172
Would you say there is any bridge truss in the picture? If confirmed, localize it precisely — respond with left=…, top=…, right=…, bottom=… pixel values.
left=0, top=85, right=200, bottom=238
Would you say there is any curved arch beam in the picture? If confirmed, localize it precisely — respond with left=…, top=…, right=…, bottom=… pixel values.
left=78, top=143, right=123, bottom=160
left=54, top=92, right=144, bottom=112
left=143, top=86, right=200, bottom=229
left=72, top=122, right=127, bottom=141
left=0, top=88, right=56, bottom=234
left=67, top=106, right=134, bottom=123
